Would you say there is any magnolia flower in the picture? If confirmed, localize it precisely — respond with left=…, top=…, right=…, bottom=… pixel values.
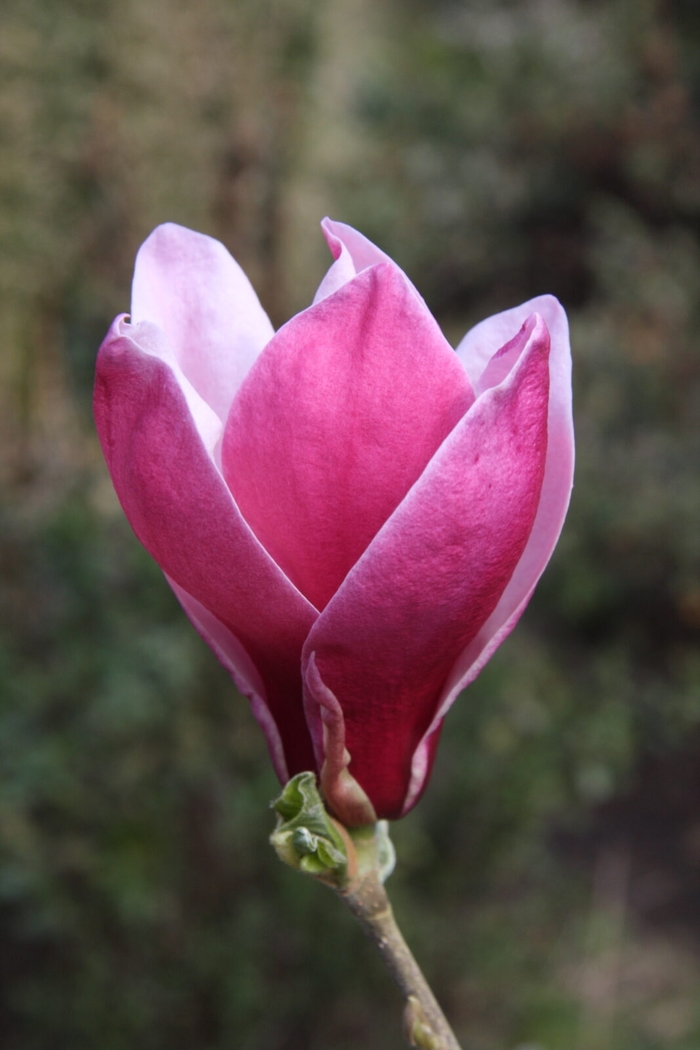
left=94, top=220, right=574, bottom=824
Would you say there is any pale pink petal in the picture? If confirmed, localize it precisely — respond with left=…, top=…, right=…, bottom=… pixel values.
left=302, top=316, right=552, bottom=819
left=404, top=299, right=574, bottom=813
left=131, top=223, right=274, bottom=423
left=312, top=218, right=395, bottom=303
left=222, top=262, right=474, bottom=612
left=457, top=294, right=565, bottom=390
left=94, top=318, right=318, bottom=777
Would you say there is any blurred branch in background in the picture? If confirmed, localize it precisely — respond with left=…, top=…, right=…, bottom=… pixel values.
left=1, top=0, right=699, bottom=1047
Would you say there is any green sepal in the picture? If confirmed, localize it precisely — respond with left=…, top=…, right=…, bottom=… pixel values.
left=349, top=819, right=396, bottom=884
left=270, top=772, right=348, bottom=882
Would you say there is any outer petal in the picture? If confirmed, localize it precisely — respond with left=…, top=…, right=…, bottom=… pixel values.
left=457, top=294, right=566, bottom=392
left=222, top=262, right=474, bottom=612
left=94, top=317, right=318, bottom=778
left=101, top=314, right=224, bottom=455
left=403, top=297, right=574, bottom=813
left=131, top=223, right=274, bottom=423
left=302, top=315, right=552, bottom=820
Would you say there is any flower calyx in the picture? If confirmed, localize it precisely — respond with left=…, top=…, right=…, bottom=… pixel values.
left=270, top=772, right=395, bottom=889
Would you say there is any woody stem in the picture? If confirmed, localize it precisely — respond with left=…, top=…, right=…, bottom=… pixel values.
left=336, top=869, right=462, bottom=1050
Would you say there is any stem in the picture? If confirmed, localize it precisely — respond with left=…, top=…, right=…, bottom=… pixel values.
left=269, top=775, right=460, bottom=1047
left=337, top=869, right=462, bottom=1050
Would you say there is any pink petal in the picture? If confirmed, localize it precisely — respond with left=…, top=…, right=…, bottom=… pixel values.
left=131, top=223, right=274, bottom=423
left=94, top=317, right=318, bottom=777
left=222, top=262, right=475, bottom=612
left=312, top=218, right=395, bottom=303
left=402, top=298, right=574, bottom=812
left=305, top=652, right=378, bottom=827
left=301, top=315, right=552, bottom=820
left=102, top=315, right=224, bottom=454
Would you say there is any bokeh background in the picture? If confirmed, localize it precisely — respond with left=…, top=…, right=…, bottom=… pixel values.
left=1, top=0, right=700, bottom=1047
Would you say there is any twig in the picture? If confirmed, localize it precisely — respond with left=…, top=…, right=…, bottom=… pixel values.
left=338, top=868, right=462, bottom=1050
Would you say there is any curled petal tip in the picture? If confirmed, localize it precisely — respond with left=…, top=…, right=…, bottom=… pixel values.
left=305, top=654, right=377, bottom=828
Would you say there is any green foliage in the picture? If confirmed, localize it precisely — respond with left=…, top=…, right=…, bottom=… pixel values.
left=270, top=772, right=348, bottom=878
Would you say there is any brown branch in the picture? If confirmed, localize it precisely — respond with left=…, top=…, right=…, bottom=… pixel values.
left=337, top=869, right=462, bottom=1050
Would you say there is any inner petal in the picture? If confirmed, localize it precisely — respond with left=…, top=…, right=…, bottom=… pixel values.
left=221, top=263, right=474, bottom=610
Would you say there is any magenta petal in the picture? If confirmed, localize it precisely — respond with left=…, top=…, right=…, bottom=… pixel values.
left=102, top=315, right=224, bottom=454
left=94, top=318, right=318, bottom=777
left=222, top=262, right=475, bottom=611
left=301, top=316, right=552, bottom=820
left=131, top=223, right=274, bottom=423
left=404, top=297, right=575, bottom=811
left=304, top=652, right=378, bottom=827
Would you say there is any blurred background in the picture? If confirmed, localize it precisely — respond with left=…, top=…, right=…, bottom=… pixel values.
left=1, top=0, right=699, bottom=1047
